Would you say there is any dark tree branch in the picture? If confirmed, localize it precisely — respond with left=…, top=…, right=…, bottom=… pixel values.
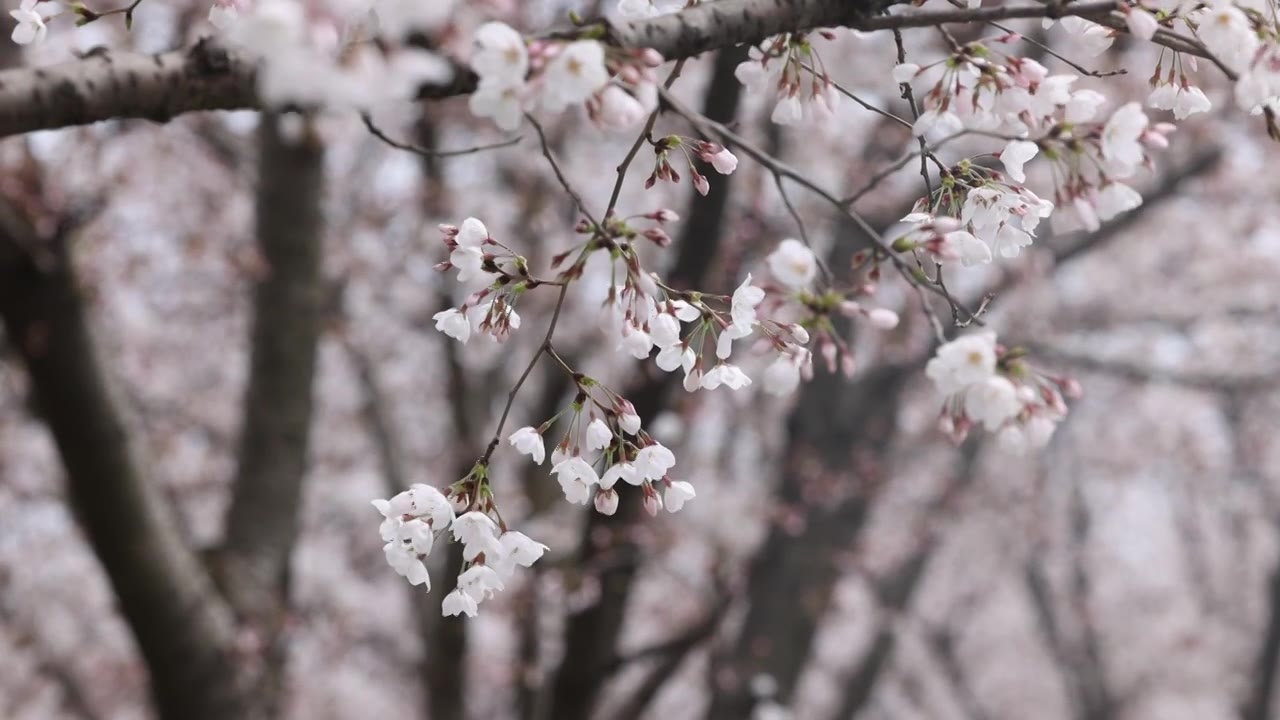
left=0, top=199, right=249, bottom=720
left=215, top=112, right=325, bottom=712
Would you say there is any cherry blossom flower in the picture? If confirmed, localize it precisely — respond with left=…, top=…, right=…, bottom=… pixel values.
left=433, top=308, right=471, bottom=344
left=763, top=349, right=811, bottom=397
left=552, top=456, right=599, bottom=504
left=664, top=481, right=696, bottom=512
left=600, top=462, right=639, bottom=489
left=457, top=564, right=505, bottom=602
left=585, top=418, right=613, bottom=451
left=10, top=0, right=57, bottom=45
left=618, top=404, right=642, bottom=434
left=1124, top=7, right=1159, bottom=40
left=508, top=426, right=546, bottom=465
left=634, top=443, right=676, bottom=481
left=398, top=519, right=435, bottom=556
left=1101, top=102, right=1149, bottom=177
left=471, top=22, right=528, bottom=87
left=729, top=274, right=766, bottom=335
left=1000, top=140, right=1039, bottom=183
left=542, top=41, right=610, bottom=112
left=766, top=239, right=818, bottom=289
left=592, top=85, right=649, bottom=130
left=925, top=332, right=998, bottom=396
left=1096, top=182, right=1143, bottom=221
left=442, top=588, right=479, bottom=617
left=498, top=532, right=548, bottom=568
left=469, top=83, right=525, bottom=132
left=964, top=376, right=1021, bottom=430
left=892, top=63, right=920, bottom=83
left=452, top=511, right=503, bottom=561
left=383, top=541, right=430, bottom=588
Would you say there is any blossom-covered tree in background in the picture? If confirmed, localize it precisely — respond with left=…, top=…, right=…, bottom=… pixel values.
left=1, top=0, right=1280, bottom=719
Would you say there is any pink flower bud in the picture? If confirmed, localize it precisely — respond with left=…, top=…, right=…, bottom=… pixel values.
left=840, top=354, right=856, bottom=378
left=691, top=169, right=710, bottom=196
left=647, top=208, right=679, bottom=223
left=866, top=308, right=900, bottom=330
left=595, top=489, right=619, bottom=516
left=643, top=490, right=662, bottom=516
left=638, top=49, right=664, bottom=67
left=839, top=300, right=863, bottom=317
left=642, top=227, right=672, bottom=247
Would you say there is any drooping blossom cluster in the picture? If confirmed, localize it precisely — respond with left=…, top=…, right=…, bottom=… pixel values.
left=734, top=31, right=843, bottom=125
left=508, top=390, right=694, bottom=517
left=646, top=134, right=739, bottom=196
left=468, top=21, right=663, bottom=132
left=925, top=332, right=1079, bottom=454
left=371, top=477, right=547, bottom=617
left=431, top=217, right=535, bottom=345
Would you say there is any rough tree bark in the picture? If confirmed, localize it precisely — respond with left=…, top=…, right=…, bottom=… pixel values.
left=216, top=112, right=326, bottom=714
left=0, top=202, right=250, bottom=720
left=541, top=44, right=748, bottom=720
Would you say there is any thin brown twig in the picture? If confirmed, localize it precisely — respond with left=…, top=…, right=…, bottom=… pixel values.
left=657, top=84, right=985, bottom=326
left=481, top=285, right=571, bottom=462
left=773, top=171, right=832, bottom=283
left=987, top=21, right=1126, bottom=77
left=606, top=59, right=688, bottom=216
left=526, top=114, right=599, bottom=228
left=362, top=114, right=523, bottom=159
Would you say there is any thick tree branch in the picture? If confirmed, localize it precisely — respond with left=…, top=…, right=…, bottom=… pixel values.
left=216, top=112, right=325, bottom=711
left=0, top=0, right=1192, bottom=139
left=0, top=200, right=249, bottom=720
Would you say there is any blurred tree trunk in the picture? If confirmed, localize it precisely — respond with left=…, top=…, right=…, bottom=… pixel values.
left=215, top=113, right=326, bottom=715
left=704, top=359, right=909, bottom=720
left=541, top=44, right=748, bottom=720
left=0, top=203, right=250, bottom=719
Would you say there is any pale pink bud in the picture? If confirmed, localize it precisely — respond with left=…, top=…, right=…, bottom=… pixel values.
left=789, top=324, right=810, bottom=344
left=866, top=308, right=900, bottom=329
left=820, top=341, right=838, bottom=372
left=840, top=354, right=856, bottom=378
left=707, top=148, right=738, bottom=174
left=643, top=490, right=663, bottom=516
left=692, top=169, right=710, bottom=196
left=642, top=227, right=672, bottom=247
left=839, top=300, right=863, bottom=317
left=595, top=489, right=619, bottom=516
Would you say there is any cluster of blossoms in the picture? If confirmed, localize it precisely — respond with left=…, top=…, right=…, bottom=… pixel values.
left=734, top=31, right=843, bottom=125
left=894, top=87, right=1173, bottom=258
left=468, top=21, right=662, bottom=132
left=646, top=134, right=739, bottom=196
left=431, top=217, right=539, bottom=345
left=508, top=391, right=694, bottom=516
left=896, top=43, right=1110, bottom=139
left=371, top=480, right=547, bottom=617
left=207, top=0, right=456, bottom=108
left=925, top=332, right=1079, bottom=454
